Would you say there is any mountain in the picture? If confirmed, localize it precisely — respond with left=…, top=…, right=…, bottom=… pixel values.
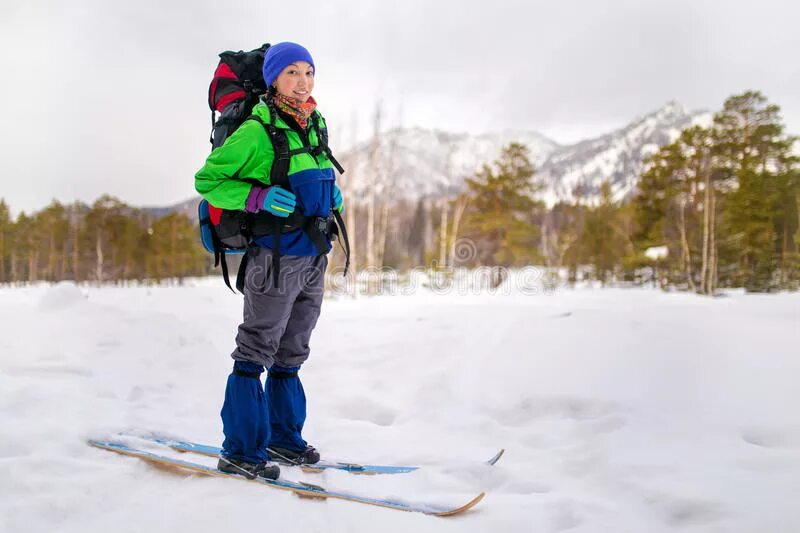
left=338, top=101, right=711, bottom=205
left=142, top=197, right=201, bottom=219
left=536, top=101, right=712, bottom=204
left=338, top=128, right=558, bottom=200
left=151, top=101, right=711, bottom=215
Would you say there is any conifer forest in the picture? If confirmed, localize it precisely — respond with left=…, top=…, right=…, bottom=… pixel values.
left=1, top=91, right=797, bottom=293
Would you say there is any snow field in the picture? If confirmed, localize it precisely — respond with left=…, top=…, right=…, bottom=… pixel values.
left=0, top=281, right=798, bottom=532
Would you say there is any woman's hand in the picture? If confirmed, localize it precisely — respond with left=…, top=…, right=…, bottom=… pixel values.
left=262, top=187, right=296, bottom=217
left=333, top=184, right=344, bottom=214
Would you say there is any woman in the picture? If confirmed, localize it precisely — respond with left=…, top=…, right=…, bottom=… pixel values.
left=195, top=42, right=344, bottom=480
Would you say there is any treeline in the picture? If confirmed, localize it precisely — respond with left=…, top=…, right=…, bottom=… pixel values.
left=2, top=90, right=797, bottom=293
left=0, top=195, right=207, bottom=284
left=335, top=91, right=798, bottom=293
left=456, top=91, right=798, bottom=292
left=631, top=91, right=798, bottom=292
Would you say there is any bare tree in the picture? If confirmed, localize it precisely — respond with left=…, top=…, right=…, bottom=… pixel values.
left=423, top=197, right=434, bottom=265
left=71, top=203, right=81, bottom=282
left=438, top=199, right=449, bottom=267
left=448, top=194, right=469, bottom=267
left=375, top=103, right=401, bottom=269
left=678, top=195, right=696, bottom=292
left=365, top=102, right=382, bottom=270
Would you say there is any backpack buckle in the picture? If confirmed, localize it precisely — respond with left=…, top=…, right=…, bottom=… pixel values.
left=312, top=216, right=328, bottom=235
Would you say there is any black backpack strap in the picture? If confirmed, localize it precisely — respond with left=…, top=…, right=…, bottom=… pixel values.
left=305, top=216, right=333, bottom=256
left=202, top=211, right=236, bottom=293
left=209, top=110, right=216, bottom=145
left=310, top=113, right=345, bottom=174
left=219, top=251, right=235, bottom=293
left=247, top=109, right=291, bottom=189
left=235, top=244, right=257, bottom=294
left=271, top=218, right=282, bottom=289
left=332, top=209, right=351, bottom=275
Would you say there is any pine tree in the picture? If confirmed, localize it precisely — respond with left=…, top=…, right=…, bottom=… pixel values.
left=715, top=91, right=797, bottom=291
left=82, top=195, right=134, bottom=283
left=546, top=201, right=585, bottom=280
left=0, top=200, right=11, bottom=282
left=147, top=212, right=207, bottom=282
left=32, top=201, right=69, bottom=281
left=462, top=142, right=543, bottom=267
left=633, top=129, right=711, bottom=290
left=12, top=212, right=34, bottom=282
left=580, top=181, right=629, bottom=284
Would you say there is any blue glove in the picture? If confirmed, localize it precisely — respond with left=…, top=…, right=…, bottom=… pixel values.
left=262, top=187, right=296, bottom=217
left=333, top=184, right=344, bottom=213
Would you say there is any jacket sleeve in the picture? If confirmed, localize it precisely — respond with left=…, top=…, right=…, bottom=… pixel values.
left=194, top=122, right=274, bottom=210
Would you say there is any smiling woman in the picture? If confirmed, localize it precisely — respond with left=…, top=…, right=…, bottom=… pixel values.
left=274, top=62, right=315, bottom=102
left=194, top=41, right=346, bottom=481
left=271, top=61, right=317, bottom=129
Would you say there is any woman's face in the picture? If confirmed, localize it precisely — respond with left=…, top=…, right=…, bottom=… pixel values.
left=273, top=61, right=314, bottom=103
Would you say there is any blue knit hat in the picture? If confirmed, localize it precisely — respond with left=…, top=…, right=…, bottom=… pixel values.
left=262, top=42, right=315, bottom=87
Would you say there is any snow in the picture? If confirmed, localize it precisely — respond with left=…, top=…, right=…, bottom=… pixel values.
left=1, top=280, right=798, bottom=532
left=645, top=246, right=669, bottom=260
left=535, top=104, right=713, bottom=206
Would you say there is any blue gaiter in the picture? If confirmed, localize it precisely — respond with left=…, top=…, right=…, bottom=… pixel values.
left=266, top=366, right=307, bottom=451
left=220, top=361, right=270, bottom=463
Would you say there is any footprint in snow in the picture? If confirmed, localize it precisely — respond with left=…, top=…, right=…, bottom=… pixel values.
left=646, top=494, right=727, bottom=527
left=490, top=395, right=616, bottom=426
left=3, top=365, right=93, bottom=378
left=334, top=397, right=397, bottom=426
left=741, top=426, right=800, bottom=450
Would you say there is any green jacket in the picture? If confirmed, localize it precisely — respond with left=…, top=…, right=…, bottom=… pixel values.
left=195, top=100, right=334, bottom=212
left=195, top=99, right=337, bottom=256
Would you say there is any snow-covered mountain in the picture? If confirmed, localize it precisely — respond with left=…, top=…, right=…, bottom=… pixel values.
left=338, top=101, right=711, bottom=205
left=152, top=101, right=711, bottom=215
left=536, top=102, right=712, bottom=204
left=338, top=128, right=558, bottom=200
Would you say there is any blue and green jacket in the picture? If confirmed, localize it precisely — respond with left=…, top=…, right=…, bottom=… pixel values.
left=195, top=100, right=336, bottom=256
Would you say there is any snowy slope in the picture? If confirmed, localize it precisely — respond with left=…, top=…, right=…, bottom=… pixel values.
left=338, top=127, right=558, bottom=200
left=1, top=281, right=797, bottom=532
left=337, top=102, right=711, bottom=206
left=536, top=102, right=712, bottom=204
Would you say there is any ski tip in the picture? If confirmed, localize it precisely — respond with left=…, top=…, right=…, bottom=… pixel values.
left=487, top=448, right=505, bottom=466
left=432, top=492, right=486, bottom=516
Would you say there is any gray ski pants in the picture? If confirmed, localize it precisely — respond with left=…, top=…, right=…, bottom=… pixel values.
left=231, top=247, right=328, bottom=369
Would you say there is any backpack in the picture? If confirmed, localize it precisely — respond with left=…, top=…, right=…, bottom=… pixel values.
left=197, top=43, right=349, bottom=292
left=208, top=43, right=270, bottom=149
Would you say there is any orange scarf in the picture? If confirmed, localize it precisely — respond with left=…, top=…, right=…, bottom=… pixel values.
left=272, top=93, right=317, bottom=129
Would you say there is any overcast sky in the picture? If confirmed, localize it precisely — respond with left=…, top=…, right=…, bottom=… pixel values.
left=2, top=0, right=799, bottom=214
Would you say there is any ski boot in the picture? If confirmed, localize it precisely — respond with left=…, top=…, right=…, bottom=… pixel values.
left=217, top=456, right=280, bottom=480
left=268, top=445, right=321, bottom=466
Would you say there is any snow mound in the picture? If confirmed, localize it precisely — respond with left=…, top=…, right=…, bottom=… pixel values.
left=37, top=281, right=87, bottom=311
